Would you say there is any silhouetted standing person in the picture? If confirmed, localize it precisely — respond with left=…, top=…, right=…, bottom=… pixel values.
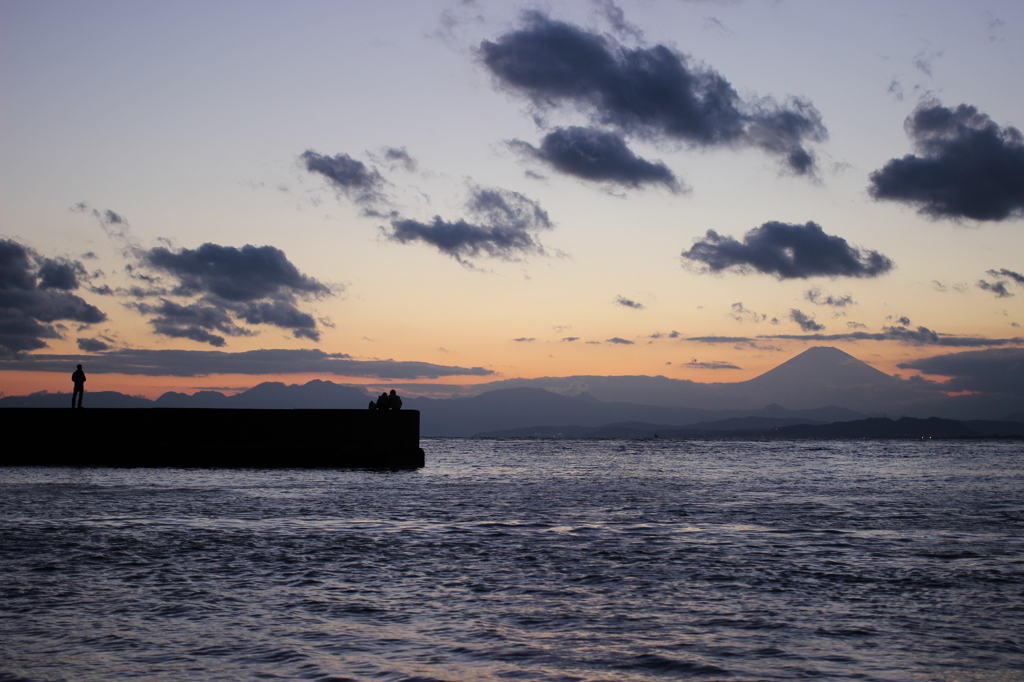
left=72, top=364, right=86, bottom=408
left=388, top=389, right=403, bottom=411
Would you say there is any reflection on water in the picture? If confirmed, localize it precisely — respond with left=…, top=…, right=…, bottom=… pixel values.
left=2, top=439, right=1023, bottom=681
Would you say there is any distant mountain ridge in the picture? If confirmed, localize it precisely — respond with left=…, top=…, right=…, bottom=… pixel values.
left=466, top=347, right=933, bottom=411
left=3, top=347, right=1020, bottom=432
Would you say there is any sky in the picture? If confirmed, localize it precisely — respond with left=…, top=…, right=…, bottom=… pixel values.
left=2, top=0, right=1023, bottom=401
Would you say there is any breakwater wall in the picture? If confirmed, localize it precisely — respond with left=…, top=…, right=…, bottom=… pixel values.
left=0, top=409, right=424, bottom=469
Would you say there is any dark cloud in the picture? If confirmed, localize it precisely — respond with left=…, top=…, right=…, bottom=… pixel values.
left=687, top=336, right=752, bottom=344
left=137, top=243, right=332, bottom=346
left=145, top=243, right=329, bottom=303
left=762, top=326, right=1022, bottom=347
left=131, top=299, right=252, bottom=348
left=562, top=336, right=579, bottom=342
left=868, top=102, right=1024, bottom=221
left=236, top=301, right=320, bottom=340
left=511, top=127, right=682, bottom=190
left=301, top=150, right=385, bottom=205
left=686, top=359, right=740, bottom=370
left=513, top=337, right=536, bottom=342
left=0, top=238, right=106, bottom=355
left=382, top=147, right=417, bottom=172
left=790, top=309, right=824, bottom=332
left=606, top=337, right=634, bottom=344
left=480, top=12, right=826, bottom=174
left=615, top=295, right=645, bottom=309
left=805, top=287, right=854, bottom=307
left=897, top=348, right=1024, bottom=397
left=385, top=186, right=552, bottom=264
left=682, top=221, right=894, bottom=279
left=977, top=279, right=1013, bottom=298
left=0, top=348, right=495, bottom=379
left=988, top=268, right=1024, bottom=285
left=37, top=259, right=86, bottom=290
left=77, top=337, right=111, bottom=352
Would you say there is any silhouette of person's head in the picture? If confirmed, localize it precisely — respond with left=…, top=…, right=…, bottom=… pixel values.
left=77, top=364, right=82, bottom=370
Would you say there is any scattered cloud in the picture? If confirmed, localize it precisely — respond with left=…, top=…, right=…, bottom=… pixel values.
left=763, top=326, right=1022, bottom=347
left=790, top=308, right=824, bottom=332
left=685, top=358, right=740, bottom=370
left=988, top=268, right=1024, bottom=285
left=606, top=337, right=634, bottom=344
left=615, top=295, right=645, bottom=309
left=381, top=146, right=417, bottom=172
left=868, top=102, right=1024, bottom=221
left=76, top=337, right=111, bottom=352
left=933, top=280, right=968, bottom=293
left=145, top=243, right=330, bottom=303
left=385, top=186, right=552, bottom=264
left=729, top=302, right=766, bottom=323
left=912, top=47, right=943, bottom=78
left=480, top=11, right=827, bottom=175
left=887, top=79, right=905, bottom=103
left=129, top=299, right=252, bottom=347
left=513, top=337, right=536, bottom=342
left=510, top=127, right=682, bottom=191
left=0, top=348, right=494, bottom=379
left=562, top=336, right=580, bottom=342
left=805, top=287, right=854, bottom=307
left=71, top=201, right=133, bottom=244
left=0, top=238, right=106, bottom=355
left=702, top=17, right=733, bottom=37
left=977, top=279, right=1013, bottom=298
left=897, top=348, right=1024, bottom=397
left=687, top=335, right=752, bottom=344
left=134, top=243, right=333, bottom=346
left=682, top=221, right=894, bottom=279
left=301, top=150, right=386, bottom=207
left=593, top=0, right=643, bottom=41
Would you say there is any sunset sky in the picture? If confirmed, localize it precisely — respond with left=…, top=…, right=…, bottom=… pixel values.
left=2, top=0, right=1022, bottom=400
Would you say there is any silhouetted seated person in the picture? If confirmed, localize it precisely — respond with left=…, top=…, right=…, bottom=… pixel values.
left=376, top=392, right=390, bottom=411
left=368, top=400, right=377, bottom=410
left=388, top=389, right=402, bottom=411
left=71, top=364, right=86, bottom=408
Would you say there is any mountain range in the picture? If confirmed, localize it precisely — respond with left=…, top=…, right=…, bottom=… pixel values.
left=3, top=347, right=1020, bottom=436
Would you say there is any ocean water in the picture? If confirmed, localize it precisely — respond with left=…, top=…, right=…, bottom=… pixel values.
left=2, top=439, right=1023, bottom=682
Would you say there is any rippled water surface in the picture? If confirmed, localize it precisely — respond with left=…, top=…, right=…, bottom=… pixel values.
left=2, top=439, right=1023, bottom=681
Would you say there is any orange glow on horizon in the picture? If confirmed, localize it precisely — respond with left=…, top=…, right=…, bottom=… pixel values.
left=0, top=340, right=960, bottom=402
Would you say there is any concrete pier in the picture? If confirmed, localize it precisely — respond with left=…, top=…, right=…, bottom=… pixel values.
left=0, top=409, right=425, bottom=469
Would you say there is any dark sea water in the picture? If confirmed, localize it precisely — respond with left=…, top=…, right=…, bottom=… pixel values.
left=2, top=439, right=1023, bottom=682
